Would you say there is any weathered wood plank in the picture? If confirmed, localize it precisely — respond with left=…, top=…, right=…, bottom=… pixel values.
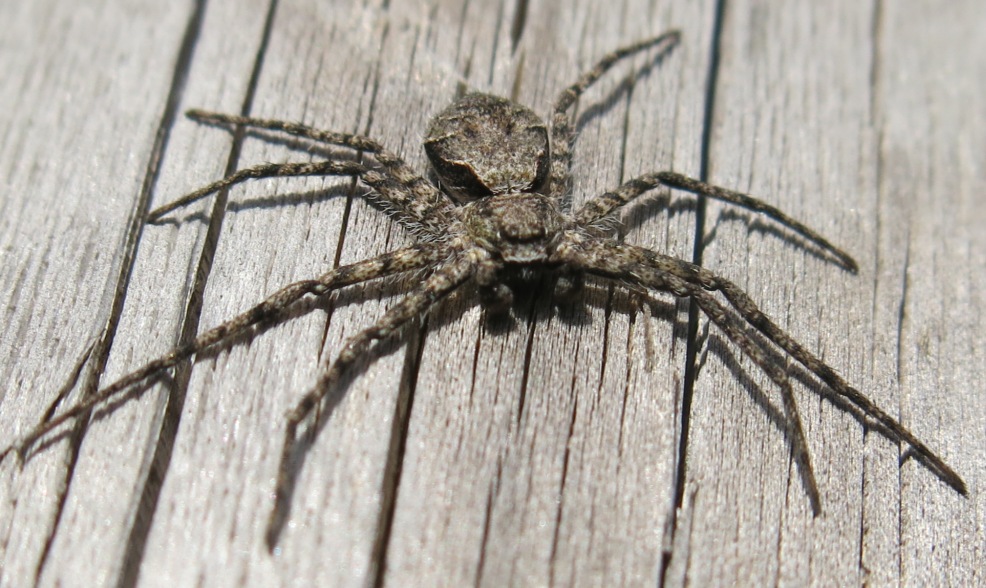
left=665, top=1, right=984, bottom=586
left=673, top=3, right=884, bottom=585
left=386, top=1, right=715, bottom=585
left=878, top=2, right=985, bottom=585
left=1, top=0, right=982, bottom=586
left=0, top=1, right=207, bottom=585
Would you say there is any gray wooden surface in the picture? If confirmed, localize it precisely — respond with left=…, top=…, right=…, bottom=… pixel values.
left=1, top=0, right=983, bottom=586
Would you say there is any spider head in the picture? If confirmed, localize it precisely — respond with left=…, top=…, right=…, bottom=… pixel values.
left=425, top=93, right=550, bottom=202
left=461, top=193, right=567, bottom=264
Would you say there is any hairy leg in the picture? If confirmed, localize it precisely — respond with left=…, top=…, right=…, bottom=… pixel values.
left=548, top=31, right=681, bottom=202
left=552, top=235, right=966, bottom=495
left=555, top=236, right=820, bottom=512
left=0, top=244, right=445, bottom=463
left=183, top=110, right=455, bottom=233
left=266, top=248, right=479, bottom=548
left=575, top=171, right=858, bottom=271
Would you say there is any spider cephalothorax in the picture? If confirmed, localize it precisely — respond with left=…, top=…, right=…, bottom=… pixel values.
left=3, top=30, right=965, bottom=550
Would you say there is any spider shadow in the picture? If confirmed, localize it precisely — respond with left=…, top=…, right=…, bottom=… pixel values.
left=266, top=317, right=410, bottom=547
left=478, top=273, right=597, bottom=335
left=572, top=37, right=680, bottom=139
left=187, top=120, right=368, bottom=162
left=147, top=181, right=363, bottom=228
left=25, top=373, right=172, bottom=463
left=616, top=187, right=856, bottom=275
left=698, top=331, right=821, bottom=507
left=148, top=125, right=410, bottom=226
left=698, top=309, right=919, bottom=502
left=561, top=40, right=679, bottom=212
left=471, top=262, right=689, bottom=337
left=710, top=209, right=857, bottom=273
left=593, top=284, right=823, bottom=508
left=620, top=193, right=694, bottom=231
left=265, top=275, right=691, bottom=545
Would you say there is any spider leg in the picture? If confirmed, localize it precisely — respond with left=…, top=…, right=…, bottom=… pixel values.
left=0, top=244, right=444, bottom=465
left=554, top=236, right=821, bottom=513
left=184, top=109, right=455, bottom=232
left=678, top=275, right=822, bottom=513
left=575, top=171, right=858, bottom=271
left=708, top=270, right=967, bottom=494
left=649, top=247, right=964, bottom=493
left=149, top=160, right=363, bottom=219
left=548, top=30, right=681, bottom=201
left=266, top=248, right=478, bottom=549
left=555, top=236, right=966, bottom=495
left=148, top=160, right=448, bottom=241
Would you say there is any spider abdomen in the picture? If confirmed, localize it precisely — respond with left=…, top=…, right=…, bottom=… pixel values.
left=425, top=93, right=550, bottom=201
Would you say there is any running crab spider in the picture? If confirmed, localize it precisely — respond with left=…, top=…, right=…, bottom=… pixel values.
left=1, top=30, right=966, bottom=549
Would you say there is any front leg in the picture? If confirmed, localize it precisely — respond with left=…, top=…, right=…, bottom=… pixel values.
left=575, top=170, right=858, bottom=271
left=185, top=110, right=456, bottom=234
left=548, top=31, right=681, bottom=203
left=147, top=159, right=449, bottom=240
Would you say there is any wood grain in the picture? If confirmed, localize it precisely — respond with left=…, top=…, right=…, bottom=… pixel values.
left=1, top=0, right=982, bottom=586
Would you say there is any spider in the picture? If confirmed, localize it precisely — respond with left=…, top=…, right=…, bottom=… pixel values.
left=2, top=31, right=965, bottom=549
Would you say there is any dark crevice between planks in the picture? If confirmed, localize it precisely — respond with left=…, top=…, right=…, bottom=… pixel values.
left=30, top=1, right=209, bottom=584
left=509, top=0, right=529, bottom=55
left=488, top=0, right=506, bottom=87
left=892, top=232, right=910, bottom=577
left=474, top=464, right=501, bottom=586
left=318, top=18, right=391, bottom=358
left=894, top=239, right=910, bottom=390
left=660, top=0, right=728, bottom=584
left=351, top=18, right=428, bottom=588
left=865, top=0, right=891, bottom=571
left=370, top=313, right=424, bottom=588
left=548, top=330, right=586, bottom=588
left=516, top=299, right=541, bottom=428
left=115, top=1, right=281, bottom=586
